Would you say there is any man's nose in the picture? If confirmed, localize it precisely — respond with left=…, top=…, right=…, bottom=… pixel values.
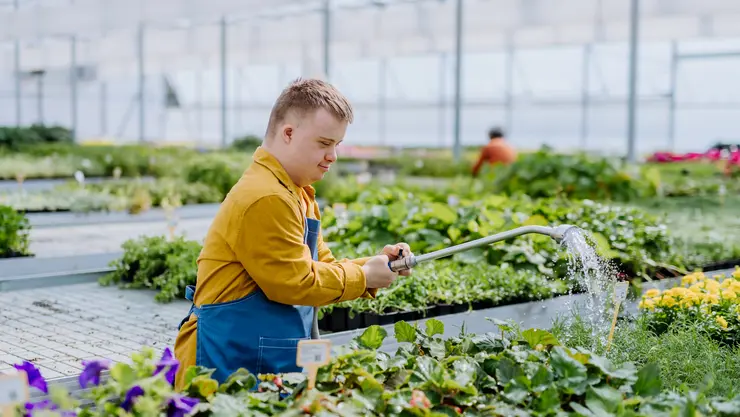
left=325, top=147, right=337, bottom=162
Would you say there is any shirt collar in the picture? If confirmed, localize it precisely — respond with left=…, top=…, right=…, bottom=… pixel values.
left=252, top=146, right=316, bottom=199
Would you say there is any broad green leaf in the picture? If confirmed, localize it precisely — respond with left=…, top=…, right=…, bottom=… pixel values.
left=550, top=347, right=588, bottom=394
left=503, top=376, right=531, bottom=404
left=409, top=356, right=446, bottom=387
left=425, top=319, right=445, bottom=337
left=585, top=385, right=623, bottom=413
left=109, top=362, right=136, bottom=386
left=588, top=355, right=637, bottom=381
left=447, top=226, right=461, bottom=243
left=530, top=365, right=553, bottom=393
left=184, top=366, right=216, bottom=387
left=495, top=357, right=523, bottom=385
left=394, top=321, right=417, bottom=343
left=521, top=329, right=560, bottom=349
left=428, top=202, right=458, bottom=224
left=192, top=376, right=219, bottom=398
left=633, top=362, right=662, bottom=397
left=218, top=368, right=257, bottom=394
left=451, top=358, right=478, bottom=388
left=535, top=386, right=561, bottom=413
left=358, top=325, right=387, bottom=350
left=524, top=214, right=548, bottom=226
left=589, top=232, right=619, bottom=259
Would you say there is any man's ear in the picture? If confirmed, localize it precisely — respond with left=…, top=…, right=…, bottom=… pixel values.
left=281, top=125, right=293, bottom=144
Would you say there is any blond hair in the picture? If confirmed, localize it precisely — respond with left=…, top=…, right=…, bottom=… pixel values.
left=265, top=78, right=354, bottom=138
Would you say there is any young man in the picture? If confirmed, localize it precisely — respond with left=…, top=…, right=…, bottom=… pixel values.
left=173, top=78, right=413, bottom=389
left=471, top=127, right=518, bottom=177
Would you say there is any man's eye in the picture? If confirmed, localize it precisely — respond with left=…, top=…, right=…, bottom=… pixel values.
left=321, top=142, right=332, bottom=146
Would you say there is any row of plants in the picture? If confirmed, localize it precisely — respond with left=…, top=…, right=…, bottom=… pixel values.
left=638, top=268, right=740, bottom=347
left=99, top=234, right=569, bottom=331
left=0, top=204, right=31, bottom=258
left=9, top=317, right=740, bottom=416
left=0, top=124, right=73, bottom=150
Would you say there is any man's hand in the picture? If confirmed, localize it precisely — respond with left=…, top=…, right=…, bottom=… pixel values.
left=381, top=242, right=414, bottom=276
left=362, top=255, right=399, bottom=289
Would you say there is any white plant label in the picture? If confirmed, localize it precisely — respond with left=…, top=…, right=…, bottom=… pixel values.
left=614, top=281, right=629, bottom=304
left=297, top=340, right=331, bottom=368
left=0, top=373, right=28, bottom=408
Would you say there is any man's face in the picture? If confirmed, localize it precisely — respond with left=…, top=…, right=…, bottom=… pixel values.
left=280, top=108, right=347, bottom=187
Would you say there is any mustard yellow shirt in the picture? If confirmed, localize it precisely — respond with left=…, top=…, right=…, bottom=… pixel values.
left=173, top=146, right=375, bottom=389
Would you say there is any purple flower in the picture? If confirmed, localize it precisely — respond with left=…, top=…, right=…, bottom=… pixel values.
left=166, top=394, right=199, bottom=417
left=79, top=359, right=111, bottom=388
left=121, top=385, right=145, bottom=412
left=154, top=347, right=179, bottom=386
left=13, top=361, right=48, bottom=394
left=24, top=399, right=76, bottom=417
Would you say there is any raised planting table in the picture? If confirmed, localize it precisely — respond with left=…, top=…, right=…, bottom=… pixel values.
left=1, top=267, right=732, bottom=402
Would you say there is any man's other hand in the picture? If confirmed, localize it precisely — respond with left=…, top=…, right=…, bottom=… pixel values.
left=381, top=242, right=414, bottom=276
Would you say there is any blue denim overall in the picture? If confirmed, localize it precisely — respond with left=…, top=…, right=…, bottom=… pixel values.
left=179, top=218, right=321, bottom=384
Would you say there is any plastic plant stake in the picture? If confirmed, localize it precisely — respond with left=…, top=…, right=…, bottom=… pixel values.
left=296, top=340, right=331, bottom=390
left=606, top=281, right=630, bottom=352
left=0, top=373, right=29, bottom=417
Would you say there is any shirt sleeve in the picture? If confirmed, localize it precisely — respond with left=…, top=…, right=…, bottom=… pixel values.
left=316, top=232, right=378, bottom=299
left=233, top=194, right=370, bottom=306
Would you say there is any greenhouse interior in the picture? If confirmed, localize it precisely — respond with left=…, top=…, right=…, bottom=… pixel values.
left=1, top=0, right=740, bottom=415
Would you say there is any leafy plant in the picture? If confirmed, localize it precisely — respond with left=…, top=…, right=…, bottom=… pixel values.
left=100, top=235, right=202, bottom=303
left=0, top=204, right=31, bottom=258
left=638, top=268, right=740, bottom=347
left=9, top=321, right=740, bottom=416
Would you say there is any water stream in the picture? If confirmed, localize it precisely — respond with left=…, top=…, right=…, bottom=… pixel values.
left=559, top=227, right=621, bottom=349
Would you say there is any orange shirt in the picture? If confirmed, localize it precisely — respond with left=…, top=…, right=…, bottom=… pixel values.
left=472, top=139, right=517, bottom=176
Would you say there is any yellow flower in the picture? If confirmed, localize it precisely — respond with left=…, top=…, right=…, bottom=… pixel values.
left=644, top=288, right=661, bottom=298
left=732, top=267, right=740, bottom=279
left=639, top=298, right=656, bottom=311
left=721, top=289, right=737, bottom=300
left=657, top=296, right=678, bottom=308
left=716, top=315, right=729, bottom=330
left=689, top=284, right=705, bottom=294
left=702, top=279, right=721, bottom=294
left=682, top=273, right=700, bottom=286
left=703, top=294, right=720, bottom=305
left=680, top=293, right=701, bottom=308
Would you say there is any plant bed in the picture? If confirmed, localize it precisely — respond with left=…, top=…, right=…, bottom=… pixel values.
left=8, top=318, right=740, bottom=416
left=0, top=250, right=33, bottom=259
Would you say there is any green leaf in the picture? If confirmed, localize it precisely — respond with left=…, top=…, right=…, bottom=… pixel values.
left=394, top=321, right=417, bottom=343
left=535, top=386, right=561, bottom=412
left=109, top=362, right=136, bottom=386
left=358, top=325, right=387, bottom=350
left=192, top=376, right=219, bottom=398
left=425, top=319, right=445, bottom=337
left=524, top=214, right=548, bottom=226
left=428, top=202, right=458, bottom=224
left=633, top=362, right=662, bottom=397
left=530, top=365, right=553, bottom=393
left=585, top=385, right=623, bottom=413
left=495, top=357, right=523, bottom=385
left=218, top=368, right=257, bottom=394
left=549, top=347, right=588, bottom=394
left=447, top=226, right=461, bottom=243
left=520, top=329, right=560, bottom=349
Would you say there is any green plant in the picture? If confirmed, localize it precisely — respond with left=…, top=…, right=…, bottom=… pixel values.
left=0, top=204, right=31, bottom=257
left=230, top=134, right=263, bottom=151
left=182, top=153, right=247, bottom=197
left=10, top=320, right=740, bottom=416
left=100, top=235, right=202, bottom=303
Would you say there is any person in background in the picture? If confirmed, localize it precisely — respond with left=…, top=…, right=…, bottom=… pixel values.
left=471, top=127, right=518, bottom=177
left=173, top=78, right=413, bottom=389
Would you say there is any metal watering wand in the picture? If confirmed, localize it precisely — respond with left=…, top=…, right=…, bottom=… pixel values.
left=388, top=224, right=580, bottom=272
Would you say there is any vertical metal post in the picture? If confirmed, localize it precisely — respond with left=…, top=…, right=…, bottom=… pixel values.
left=100, top=82, right=107, bottom=136
left=667, top=40, right=678, bottom=151
left=626, top=0, right=640, bottom=162
left=220, top=16, right=228, bottom=148
left=379, top=57, right=386, bottom=146
left=14, top=41, right=21, bottom=126
left=36, top=74, right=44, bottom=122
left=580, top=44, right=591, bottom=149
left=70, top=35, right=78, bottom=141
left=323, top=0, right=331, bottom=79
left=137, top=22, right=146, bottom=143
left=452, top=0, right=464, bottom=161
left=197, top=70, right=203, bottom=143
left=13, top=0, right=21, bottom=126
left=505, top=36, right=514, bottom=134
left=439, top=52, right=447, bottom=147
